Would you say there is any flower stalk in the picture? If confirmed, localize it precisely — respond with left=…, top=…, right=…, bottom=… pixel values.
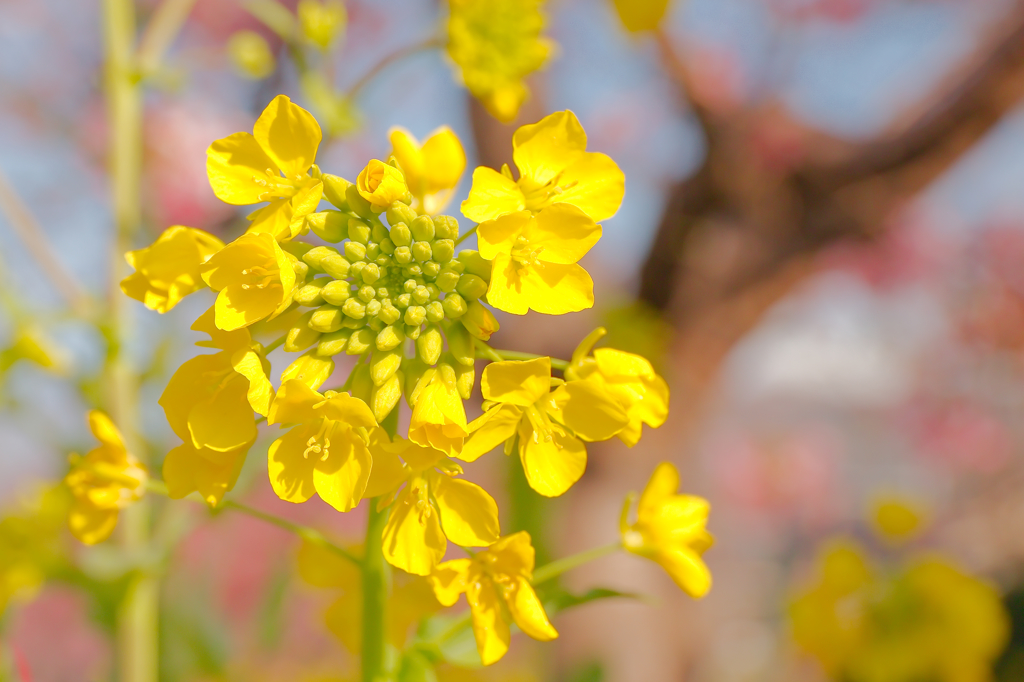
left=363, top=407, right=398, bottom=682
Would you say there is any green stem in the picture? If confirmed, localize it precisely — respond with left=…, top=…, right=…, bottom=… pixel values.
left=475, top=342, right=570, bottom=371
left=262, top=335, right=286, bottom=353
left=454, top=223, right=477, bottom=246
left=531, top=542, right=621, bottom=586
left=347, top=38, right=443, bottom=99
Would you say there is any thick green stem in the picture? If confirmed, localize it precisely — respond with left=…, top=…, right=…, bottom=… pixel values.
left=475, top=342, right=570, bottom=371
left=531, top=542, right=621, bottom=586
left=363, top=407, right=398, bottom=682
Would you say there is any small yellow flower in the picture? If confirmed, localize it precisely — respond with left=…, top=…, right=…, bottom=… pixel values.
left=621, top=462, right=713, bottom=597
left=870, top=495, right=926, bottom=544
left=478, top=204, right=599, bottom=315
left=462, top=110, right=625, bottom=223
left=267, top=379, right=378, bottom=512
left=64, top=411, right=147, bottom=545
left=206, top=95, right=324, bottom=241
left=430, top=531, right=557, bottom=665
left=461, top=357, right=627, bottom=496
left=389, top=127, right=466, bottom=214
left=566, top=329, right=669, bottom=446
left=611, top=0, right=672, bottom=33
left=366, top=431, right=499, bottom=576
left=120, top=225, right=224, bottom=313
left=297, top=0, right=346, bottom=51
left=356, top=159, right=410, bottom=212
left=227, top=30, right=276, bottom=79
left=408, top=364, right=469, bottom=457
left=201, top=231, right=296, bottom=331
left=446, top=0, right=554, bottom=122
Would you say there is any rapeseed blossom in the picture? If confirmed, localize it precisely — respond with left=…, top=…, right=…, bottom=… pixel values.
left=201, top=231, right=297, bottom=331
left=389, top=127, right=466, bottom=214
left=120, top=225, right=224, bottom=313
left=430, top=531, right=557, bottom=664
left=64, top=411, right=147, bottom=544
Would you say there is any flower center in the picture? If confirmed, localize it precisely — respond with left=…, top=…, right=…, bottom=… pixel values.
left=303, top=419, right=337, bottom=461
left=240, top=265, right=278, bottom=290
left=622, top=528, right=644, bottom=551
left=519, top=174, right=579, bottom=213
left=253, top=168, right=306, bottom=201
left=510, top=235, right=544, bottom=271
left=524, top=403, right=554, bottom=444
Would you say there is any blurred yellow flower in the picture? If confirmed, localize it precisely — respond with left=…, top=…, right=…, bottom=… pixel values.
left=621, top=462, right=712, bottom=597
left=389, top=127, right=466, bottom=214
left=566, top=328, right=669, bottom=446
left=478, top=204, right=599, bottom=315
left=267, top=379, right=377, bottom=512
left=871, top=495, right=926, bottom=544
left=461, top=357, right=627, bottom=496
left=366, top=431, right=499, bottom=575
left=0, top=485, right=71, bottom=613
left=445, top=0, right=553, bottom=122
left=207, top=95, right=323, bottom=241
left=64, top=411, right=147, bottom=545
left=409, top=363, right=469, bottom=457
left=430, top=531, right=557, bottom=665
left=461, top=110, right=625, bottom=223
left=121, top=225, right=224, bottom=314
left=201, top=231, right=296, bottom=331
left=611, top=0, right=672, bottom=33
left=297, top=0, right=346, bottom=51
left=226, top=30, right=276, bottom=79
left=356, top=159, right=410, bottom=212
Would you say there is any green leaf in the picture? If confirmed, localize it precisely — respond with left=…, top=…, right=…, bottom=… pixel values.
left=544, top=587, right=644, bottom=615
left=398, top=650, right=439, bottom=682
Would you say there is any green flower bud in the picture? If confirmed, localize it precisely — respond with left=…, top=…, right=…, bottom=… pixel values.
left=390, top=222, right=412, bottom=247
left=367, top=316, right=384, bottom=332
left=321, top=280, right=352, bottom=306
left=346, top=327, right=375, bottom=355
left=437, top=362, right=458, bottom=394
left=342, top=298, right=366, bottom=319
left=425, top=301, right=445, bottom=323
left=396, top=293, right=412, bottom=308
left=436, top=270, right=460, bottom=293
left=285, top=311, right=321, bottom=352
left=410, top=215, right=435, bottom=241
left=345, top=182, right=374, bottom=219
left=376, top=323, right=405, bottom=351
left=344, top=241, right=367, bottom=262
left=310, top=305, right=343, bottom=333
left=366, top=243, right=381, bottom=260
left=349, top=363, right=373, bottom=404
left=362, top=263, right=381, bottom=284
left=371, top=222, right=389, bottom=243
left=454, top=360, right=474, bottom=399
left=434, top=215, right=460, bottom=240
left=376, top=255, right=392, bottom=268
left=307, top=210, right=348, bottom=242
left=417, top=324, right=443, bottom=365
left=456, top=274, right=488, bottom=300
left=405, top=323, right=422, bottom=340
left=405, top=264, right=423, bottom=277
left=370, top=348, right=402, bottom=386
left=404, top=306, right=426, bottom=326
left=442, top=293, right=467, bottom=319
left=462, top=300, right=499, bottom=340
left=282, top=352, right=335, bottom=390
left=446, top=322, right=475, bottom=366
left=386, top=201, right=418, bottom=229
left=379, top=301, right=401, bottom=325
left=321, top=253, right=351, bottom=280
left=291, top=257, right=310, bottom=283
left=413, top=286, right=431, bottom=305
left=302, top=245, right=339, bottom=272
left=350, top=261, right=366, bottom=279
left=348, top=218, right=371, bottom=245
left=377, top=286, right=392, bottom=299
left=366, top=299, right=382, bottom=317
left=321, top=174, right=352, bottom=210
left=371, top=372, right=402, bottom=423
left=448, top=260, right=465, bottom=275
left=426, top=284, right=440, bottom=299
left=394, top=246, right=412, bottom=264
left=380, top=238, right=396, bottom=255
left=294, top=278, right=329, bottom=307
left=432, top=239, right=455, bottom=264
left=458, top=250, right=492, bottom=281
left=358, top=284, right=376, bottom=303
left=341, top=315, right=367, bottom=329
left=423, top=261, right=441, bottom=278
left=317, top=329, right=352, bottom=356
left=412, top=241, right=432, bottom=262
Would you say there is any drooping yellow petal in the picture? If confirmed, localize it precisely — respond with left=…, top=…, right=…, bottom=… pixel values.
left=420, top=127, right=467, bottom=194
left=382, top=481, right=447, bottom=575
left=555, top=151, right=625, bottom=222
left=268, top=378, right=323, bottom=425
left=267, top=426, right=318, bottom=503
left=467, top=575, right=511, bottom=665
left=476, top=210, right=531, bottom=260
left=163, top=440, right=250, bottom=507
left=389, top=128, right=426, bottom=196
left=191, top=306, right=250, bottom=352
left=487, top=253, right=594, bottom=315
left=638, top=461, right=679, bottom=517
left=507, top=577, right=558, bottom=641
left=522, top=204, right=601, bottom=264
left=68, top=499, right=118, bottom=545
left=160, top=354, right=226, bottom=442
left=121, top=226, right=225, bottom=313
left=518, top=424, right=587, bottom=497
left=230, top=346, right=274, bottom=416
left=480, top=357, right=550, bottom=406
left=429, top=558, right=473, bottom=606
left=430, top=472, right=500, bottom=547
left=548, top=381, right=628, bottom=442
left=656, top=547, right=712, bottom=598
left=512, top=110, right=587, bottom=186
left=296, top=538, right=361, bottom=590
left=461, top=167, right=525, bottom=224
left=409, top=378, right=467, bottom=456
left=206, top=132, right=280, bottom=205
left=364, top=429, right=409, bottom=498
left=487, top=530, right=536, bottom=577
left=87, top=410, right=125, bottom=451
left=252, top=94, right=322, bottom=177
left=612, top=0, right=672, bottom=33
left=312, top=433, right=371, bottom=512
left=186, top=371, right=258, bottom=455
left=459, top=404, right=523, bottom=462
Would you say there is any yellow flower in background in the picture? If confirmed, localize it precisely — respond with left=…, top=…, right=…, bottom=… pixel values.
left=64, top=411, right=147, bottom=545
left=478, top=204, right=599, bottom=315
left=297, top=0, right=346, bottom=51
left=445, top=0, right=553, bottom=122
left=389, top=127, right=466, bottom=214
left=0, top=324, right=68, bottom=375
left=121, top=226, right=224, bottom=314
left=430, top=531, right=557, bottom=665
left=207, top=95, right=324, bottom=241
left=365, top=431, right=499, bottom=576
left=0, top=485, right=70, bottom=614
left=871, top=495, right=926, bottom=544
left=356, top=159, right=410, bottom=211
left=267, top=379, right=378, bottom=512
left=621, top=462, right=712, bottom=597
left=566, top=328, right=669, bottom=446
left=460, top=357, right=627, bottom=496
left=408, top=364, right=469, bottom=457
left=462, top=110, right=625, bottom=223
left=611, top=0, right=672, bottom=33
left=227, top=30, right=276, bottom=80
left=201, top=231, right=296, bottom=331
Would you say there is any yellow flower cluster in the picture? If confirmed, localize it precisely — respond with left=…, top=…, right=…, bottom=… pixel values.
left=106, top=95, right=703, bottom=665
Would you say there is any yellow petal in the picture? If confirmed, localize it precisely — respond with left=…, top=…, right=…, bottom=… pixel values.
left=612, top=0, right=671, bottom=32
left=357, top=159, right=409, bottom=210
left=231, top=347, right=274, bottom=416
left=281, top=352, right=335, bottom=391
left=487, top=530, right=536, bottom=577
left=186, top=370, right=258, bottom=454
left=548, top=381, right=629, bottom=442
left=512, top=110, right=587, bottom=186
left=430, top=472, right=500, bottom=547
left=252, top=94, right=321, bottom=177
left=519, top=424, right=587, bottom=497
left=163, top=441, right=249, bottom=507
left=214, top=285, right=279, bottom=331
left=638, top=461, right=679, bottom=517
left=507, top=577, right=558, bottom=641
left=364, top=428, right=409, bottom=498
left=268, top=426, right=318, bottom=503
left=121, top=226, right=224, bottom=313
left=87, top=410, right=125, bottom=451
left=313, top=433, right=371, bottom=512
left=68, top=499, right=118, bottom=545
left=487, top=253, right=594, bottom=315
left=524, top=204, right=601, bottom=264
left=459, top=404, right=523, bottom=463
left=420, top=126, right=467, bottom=194
left=296, top=538, right=361, bottom=589
left=325, top=592, right=363, bottom=653
left=159, top=354, right=227, bottom=442
left=461, top=167, right=525, bottom=224
left=480, top=357, right=551, bottom=405
left=191, top=305, right=250, bottom=352
left=476, top=210, right=532, bottom=260
left=389, top=127, right=426, bottom=196
left=468, top=576, right=511, bottom=665
left=408, top=380, right=467, bottom=456
left=556, top=151, right=625, bottom=222
left=429, top=558, right=473, bottom=607
left=382, top=482, right=446, bottom=575
left=656, top=547, right=712, bottom=598
left=268, top=378, right=324, bottom=425
left=319, top=392, right=378, bottom=430
left=206, top=132, right=280, bottom=205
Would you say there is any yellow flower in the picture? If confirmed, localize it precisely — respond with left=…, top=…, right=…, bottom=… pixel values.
left=566, top=329, right=669, bottom=446
left=409, top=363, right=469, bottom=457
left=267, top=379, right=377, bottom=512
left=389, top=126, right=466, bottom=214
left=478, top=204, right=599, bottom=315
left=0, top=485, right=70, bottom=614
left=460, top=357, right=627, bottom=496
left=201, top=231, right=296, bottom=331
left=121, top=226, right=224, bottom=313
left=163, top=441, right=249, bottom=508
left=446, top=0, right=554, bottom=122
left=430, top=531, right=557, bottom=665
left=611, top=0, right=672, bottom=33
left=461, top=110, right=625, bottom=223
left=227, top=30, right=276, bottom=79
left=297, top=0, right=346, bottom=51
left=620, top=462, right=713, bottom=597
left=356, top=159, right=410, bottom=212
left=206, top=94, right=324, bottom=241
left=870, top=495, right=926, bottom=544
left=365, top=431, right=499, bottom=576
left=64, top=411, right=147, bottom=545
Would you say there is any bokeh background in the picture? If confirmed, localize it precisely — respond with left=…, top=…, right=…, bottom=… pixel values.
left=4, top=0, right=1024, bottom=680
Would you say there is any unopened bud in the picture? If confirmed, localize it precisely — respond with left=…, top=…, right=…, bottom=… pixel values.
left=462, top=300, right=499, bottom=340
left=321, top=174, right=352, bottom=210
left=227, top=30, right=275, bottom=80
left=434, top=215, right=460, bottom=240
left=362, top=263, right=381, bottom=284
left=310, top=305, right=343, bottom=333
left=358, top=285, right=376, bottom=303
left=294, top=278, right=328, bottom=307
left=436, top=269, right=460, bottom=293
left=285, top=311, right=321, bottom=352
left=317, top=329, right=351, bottom=356
left=344, top=241, right=366, bottom=262
left=446, top=322, right=475, bottom=366
left=417, top=324, right=443, bottom=365
left=410, top=215, right=435, bottom=242
left=404, top=306, right=426, bottom=326
left=441, top=293, right=467, bottom=319
left=386, top=201, right=418, bottom=229
left=390, top=223, right=412, bottom=247
left=345, top=183, right=374, bottom=219
left=346, top=327, right=375, bottom=355
left=349, top=363, right=373, bottom=404
left=412, top=241, right=432, bottom=262
left=371, top=348, right=402, bottom=386
left=425, top=301, right=445, bottom=323
left=281, top=352, right=335, bottom=391
left=404, top=323, right=422, bottom=340
left=456, top=274, right=488, bottom=300
left=321, top=280, right=351, bottom=306
left=432, top=239, right=455, bottom=264
left=298, top=0, right=346, bottom=51
left=394, top=246, right=413, bottom=264
left=378, top=302, right=402, bottom=325
left=365, top=299, right=381, bottom=317
left=380, top=238, right=396, bottom=255
left=371, top=372, right=403, bottom=422
left=342, top=298, right=366, bottom=319
left=454, top=360, right=475, bottom=399
left=307, top=210, right=348, bottom=242
left=458, top=250, right=492, bottom=281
